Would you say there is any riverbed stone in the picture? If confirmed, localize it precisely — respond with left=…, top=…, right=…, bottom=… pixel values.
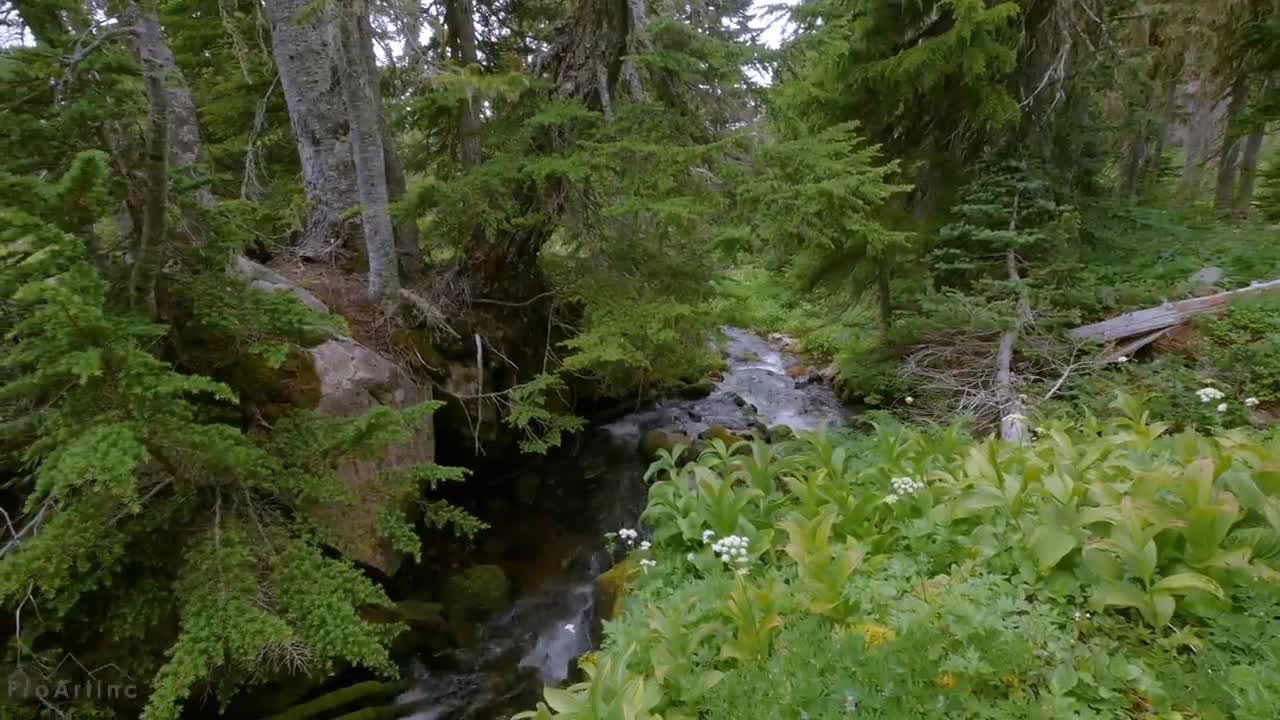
left=444, top=565, right=511, bottom=621
left=640, top=429, right=694, bottom=458
left=677, top=378, right=717, bottom=399
left=768, top=424, right=796, bottom=442
left=702, top=424, right=743, bottom=446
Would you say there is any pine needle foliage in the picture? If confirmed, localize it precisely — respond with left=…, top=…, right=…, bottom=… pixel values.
left=0, top=151, right=468, bottom=718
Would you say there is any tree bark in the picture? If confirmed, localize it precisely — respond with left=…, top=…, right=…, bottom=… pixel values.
left=1214, top=74, right=1250, bottom=214
left=1234, top=130, right=1266, bottom=219
left=1140, top=79, right=1179, bottom=194
left=334, top=1, right=399, bottom=304
left=1179, top=79, right=1217, bottom=199
left=381, top=122, right=425, bottom=279
left=131, top=73, right=169, bottom=316
left=996, top=248, right=1029, bottom=444
left=263, top=0, right=360, bottom=261
left=1070, top=278, right=1280, bottom=342
left=875, top=261, right=892, bottom=333
left=445, top=0, right=482, bottom=169
left=124, top=3, right=215, bottom=210
left=356, top=11, right=425, bottom=279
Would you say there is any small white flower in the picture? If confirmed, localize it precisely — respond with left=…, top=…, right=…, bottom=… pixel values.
left=639, top=541, right=651, bottom=550
left=1117, top=355, right=1129, bottom=363
left=1197, top=387, right=1226, bottom=403
left=1073, top=611, right=1081, bottom=621
left=884, top=493, right=900, bottom=505
left=639, top=558, right=657, bottom=568
left=564, top=623, right=576, bottom=634
left=1245, top=397, right=1260, bottom=408
left=905, top=396, right=914, bottom=405
left=701, top=529, right=716, bottom=543
left=687, top=553, right=695, bottom=562
left=1217, top=402, right=1228, bottom=413
left=720, top=553, right=731, bottom=563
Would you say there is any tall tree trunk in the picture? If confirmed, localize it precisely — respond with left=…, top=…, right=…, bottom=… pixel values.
left=125, top=3, right=215, bottom=211
left=1179, top=79, right=1216, bottom=199
left=1234, top=130, right=1266, bottom=220
left=131, top=73, right=169, bottom=316
left=875, top=261, right=893, bottom=333
left=1118, top=131, right=1148, bottom=197
left=334, top=1, right=399, bottom=304
left=1140, top=79, right=1179, bottom=194
left=355, top=11, right=425, bottom=278
left=381, top=123, right=425, bottom=278
left=445, top=0, right=482, bottom=169
left=1214, top=74, right=1250, bottom=214
left=263, top=0, right=359, bottom=261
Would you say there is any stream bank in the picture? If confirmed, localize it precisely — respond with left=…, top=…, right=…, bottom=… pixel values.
left=255, top=328, right=848, bottom=720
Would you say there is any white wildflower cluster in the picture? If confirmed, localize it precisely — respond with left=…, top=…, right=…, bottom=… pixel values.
left=1245, top=397, right=1260, bottom=408
left=1197, top=387, right=1225, bottom=403
left=617, top=527, right=639, bottom=545
left=639, top=558, right=657, bottom=572
left=885, top=476, right=925, bottom=506
left=1217, top=403, right=1229, bottom=413
left=890, top=476, right=925, bottom=494
left=708, top=534, right=751, bottom=566
left=639, top=540, right=651, bottom=550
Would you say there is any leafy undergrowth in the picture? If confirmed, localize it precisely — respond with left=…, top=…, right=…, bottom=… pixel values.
left=520, top=396, right=1280, bottom=719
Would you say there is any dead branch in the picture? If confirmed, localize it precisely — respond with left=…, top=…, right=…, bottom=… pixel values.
left=1070, top=278, right=1280, bottom=342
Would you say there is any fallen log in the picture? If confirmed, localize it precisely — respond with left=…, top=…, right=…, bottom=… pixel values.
left=1069, top=278, right=1280, bottom=343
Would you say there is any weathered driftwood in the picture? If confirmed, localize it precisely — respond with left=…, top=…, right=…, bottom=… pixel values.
left=1069, top=279, right=1280, bottom=343
left=1099, top=327, right=1175, bottom=364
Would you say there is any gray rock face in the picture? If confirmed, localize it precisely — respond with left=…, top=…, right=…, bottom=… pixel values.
left=238, top=259, right=433, bottom=576
left=302, top=337, right=435, bottom=577
left=233, top=256, right=329, bottom=313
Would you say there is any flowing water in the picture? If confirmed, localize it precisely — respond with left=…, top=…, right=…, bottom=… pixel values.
left=395, top=328, right=847, bottom=719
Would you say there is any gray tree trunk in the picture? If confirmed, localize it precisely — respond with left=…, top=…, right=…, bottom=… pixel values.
left=1214, top=75, right=1249, bottom=214
left=1140, top=79, right=1178, bottom=194
left=1234, top=130, right=1266, bottom=219
left=1179, top=80, right=1217, bottom=198
left=445, top=0, right=482, bottom=169
left=263, top=0, right=359, bottom=261
left=125, top=3, right=215, bottom=210
left=333, top=1, right=399, bottom=304
left=131, top=72, right=169, bottom=316
left=357, top=11, right=425, bottom=278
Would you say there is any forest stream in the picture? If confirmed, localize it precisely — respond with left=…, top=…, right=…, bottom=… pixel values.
left=392, top=328, right=848, bottom=719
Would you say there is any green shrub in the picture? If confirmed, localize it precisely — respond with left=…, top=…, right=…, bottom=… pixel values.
left=522, top=396, right=1280, bottom=719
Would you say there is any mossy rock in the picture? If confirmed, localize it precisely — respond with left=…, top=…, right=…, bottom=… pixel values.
left=445, top=561, right=509, bottom=617
left=640, top=429, right=694, bottom=458
left=767, top=424, right=796, bottom=443
left=261, top=680, right=409, bottom=720
left=390, top=328, right=445, bottom=369
left=594, top=557, right=636, bottom=623
left=676, top=378, right=717, bottom=399
left=702, top=424, right=742, bottom=446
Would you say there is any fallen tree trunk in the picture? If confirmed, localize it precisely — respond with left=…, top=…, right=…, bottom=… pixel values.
left=1069, top=279, right=1280, bottom=343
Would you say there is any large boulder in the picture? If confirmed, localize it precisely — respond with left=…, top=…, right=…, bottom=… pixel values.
left=237, top=259, right=434, bottom=577
left=299, top=337, right=436, bottom=577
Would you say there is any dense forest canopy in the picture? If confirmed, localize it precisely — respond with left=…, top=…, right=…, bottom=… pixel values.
left=2, top=0, right=1280, bottom=718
